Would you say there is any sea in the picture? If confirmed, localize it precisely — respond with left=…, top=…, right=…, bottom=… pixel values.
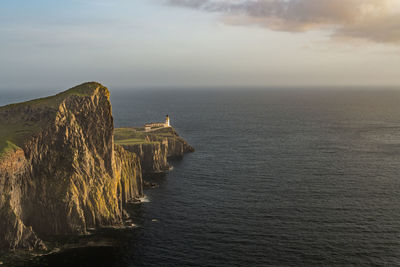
left=2, top=88, right=400, bottom=266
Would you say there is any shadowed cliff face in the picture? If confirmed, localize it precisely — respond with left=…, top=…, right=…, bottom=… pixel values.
left=115, top=127, right=194, bottom=176
left=0, top=149, right=45, bottom=250
left=114, top=144, right=143, bottom=205
left=123, top=141, right=169, bottom=175
left=0, top=83, right=143, bottom=250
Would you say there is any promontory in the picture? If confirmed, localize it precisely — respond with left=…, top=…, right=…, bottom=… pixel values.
left=0, top=82, right=193, bottom=251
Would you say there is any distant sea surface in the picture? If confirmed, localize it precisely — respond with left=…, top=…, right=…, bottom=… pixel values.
left=2, top=88, right=400, bottom=266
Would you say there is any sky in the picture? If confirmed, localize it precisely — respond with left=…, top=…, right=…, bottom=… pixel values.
left=1, top=0, right=400, bottom=90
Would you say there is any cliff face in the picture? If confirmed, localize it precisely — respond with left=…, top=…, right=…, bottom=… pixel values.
left=0, top=149, right=45, bottom=250
left=116, top=127, right=194, bottom=176
left=114, top=144, right=143, bottom=205
left=148, top=128, right=194, bottom=159
left=0, top=83, right=143, bottom=250
left=122, top=141, right=169, bottom=175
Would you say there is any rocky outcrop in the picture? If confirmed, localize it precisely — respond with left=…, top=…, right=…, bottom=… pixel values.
left=0, top=149, right=45, bottom=250
left=0, top=82, right=143, bottom=250
left=154, top=129, right=194, bottom=159
left=114, top=144, right=143, bottom=205
left=21, top=86, right=121, bottom=237
left=122, top=141, right=169, bottom=175
left=0, top=82, right=194, bottom=252
left=121, top=128, right=194, bottom=176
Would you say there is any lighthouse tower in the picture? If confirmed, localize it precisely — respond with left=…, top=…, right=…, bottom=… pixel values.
left=165, top=115, right=170, bottom=127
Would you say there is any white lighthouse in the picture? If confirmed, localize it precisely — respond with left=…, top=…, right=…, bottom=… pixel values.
left=165, top=115, right=170, bottom=127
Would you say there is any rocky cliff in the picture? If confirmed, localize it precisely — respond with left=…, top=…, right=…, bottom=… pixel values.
left=124, top=141, right=169, bottom=175
left=115, top=127, right=194, bottom=176
left=0, top=82, right=143, bottom=250
left=0, top=148, right=45, bottom=250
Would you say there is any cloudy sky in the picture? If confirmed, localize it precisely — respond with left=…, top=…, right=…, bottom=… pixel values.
left=1, top=0, right=400, bottom=90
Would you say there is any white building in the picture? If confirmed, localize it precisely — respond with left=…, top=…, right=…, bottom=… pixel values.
left=165, top=115, right=170, bottom=127
left=144, top=115, right=171, bottom=132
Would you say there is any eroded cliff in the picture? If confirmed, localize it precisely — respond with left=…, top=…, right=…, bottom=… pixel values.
left=0, top=149, right=45, bottom=250
left=0, top=82, right=143, bottom=250
left=115, top=127, right=194, bottom=176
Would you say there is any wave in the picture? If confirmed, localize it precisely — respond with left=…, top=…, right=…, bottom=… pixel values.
left=139, top=195, right=150, bottom=203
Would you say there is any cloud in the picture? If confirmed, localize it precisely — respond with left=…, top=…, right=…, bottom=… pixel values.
left=166, top=0, right=400, bottom=44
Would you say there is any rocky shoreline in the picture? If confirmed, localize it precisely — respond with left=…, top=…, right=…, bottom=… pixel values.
left=0, top=82, right=193, bottom=264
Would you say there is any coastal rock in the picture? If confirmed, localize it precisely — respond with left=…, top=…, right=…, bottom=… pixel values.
left=122, top=142, right=169, bottom=175
left=117, top=127, right=194, bottom=177
left=114, top=144, right=143, bottom=204
left=0, top=149, right=45, bottom=250
left=154, top=128, right=195, bottom=159
left=0, top=82, right=143, bottom=249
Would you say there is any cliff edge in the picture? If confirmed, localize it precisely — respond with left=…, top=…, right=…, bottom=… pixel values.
left=115, top=127, right=194, bottom=176
left=0, top=82, right=143, bottom=250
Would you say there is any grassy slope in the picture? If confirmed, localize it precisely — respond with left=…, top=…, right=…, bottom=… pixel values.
left=0, top=82, right=104, bottom=158
left=114, top=127, right=175, bottom=146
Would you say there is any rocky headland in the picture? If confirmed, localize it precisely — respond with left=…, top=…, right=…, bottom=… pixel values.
left=114, top=127, right=194, bottom=177
left=0, top=82, right=193, bottom=253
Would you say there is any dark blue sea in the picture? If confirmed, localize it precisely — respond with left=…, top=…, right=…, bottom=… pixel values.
left=2, top=88, right=400, bottom=266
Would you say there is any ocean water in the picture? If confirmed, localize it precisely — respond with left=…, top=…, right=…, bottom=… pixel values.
left=3, top=89, right=400, bottom=266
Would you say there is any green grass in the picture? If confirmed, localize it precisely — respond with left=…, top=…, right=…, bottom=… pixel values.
left=0, top=140, right=20, bottom=159
left=115, top=138, right=158, bottom=145
left=0, top=119, right=45, bottom=159
left=114, top=128, right=148, bottom=145
left=114, top=127, right=177, bottom=146
left=0, top=82, right=107, bottom=156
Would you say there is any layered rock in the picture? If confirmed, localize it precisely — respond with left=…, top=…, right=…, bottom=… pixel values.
left=0, top=82, right=143, bottom=250
left=151, top=128, right=195, bottom=159
left=114, top=144, right=143, bottom=205
left=0, top=149, right=45, bottom=250
left=123, top=141, right=169, bottom=175
left=117, top=127, right=194, bottom=176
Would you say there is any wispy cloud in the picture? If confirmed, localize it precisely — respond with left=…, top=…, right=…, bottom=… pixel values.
left=166, top=0, right=400, bottom=44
